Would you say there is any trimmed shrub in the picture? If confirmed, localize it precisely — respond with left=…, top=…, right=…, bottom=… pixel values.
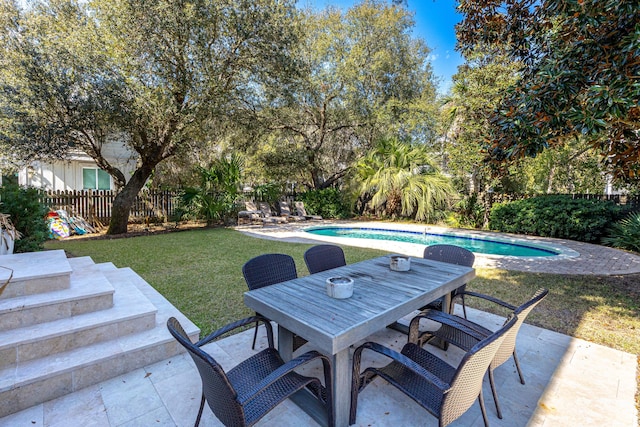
left=297, top=188, right=351, bottom=219
left=0, top=185, right=49, bottom=252
left=489, top=195, right=623, bottom=242
left=602, top=212, right=640, bottom=252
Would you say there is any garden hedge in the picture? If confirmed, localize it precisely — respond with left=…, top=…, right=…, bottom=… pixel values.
left=489, top=195, right=624, bottom=242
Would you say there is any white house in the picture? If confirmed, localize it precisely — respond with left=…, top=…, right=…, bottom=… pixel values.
left=15, top=142, right=137, bottom=191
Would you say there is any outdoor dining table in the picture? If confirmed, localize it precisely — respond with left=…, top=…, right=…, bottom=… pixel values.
left=243, top=254, right=476, bottom=427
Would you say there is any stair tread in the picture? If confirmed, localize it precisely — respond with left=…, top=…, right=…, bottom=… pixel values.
left=0, top=261, right=114, bottom=315
left=0, top=273, right=157, bottom=349
left=0, top=250, right=71, bottom=282
left=0, top=314, right=198, bottom=391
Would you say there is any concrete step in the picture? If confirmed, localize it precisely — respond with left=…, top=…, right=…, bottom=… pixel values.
left=0, top=258, right=114, bottom=332
left=0, top=250, right=72, bottom=299
left=0, top=259, right=199, bottom=418
left=0, top=267, right=157, bottom=369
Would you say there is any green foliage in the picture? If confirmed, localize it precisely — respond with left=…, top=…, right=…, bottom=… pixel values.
left=489, top=196, right=623, bottom=242
left=444, top=46, right=520, bottom=193
left=251, top=183, right=283, bottom=206
left=456, top=0, right=640, bottom=184
left=178, top=155, right=243, bottom=225
left=0, top=0, right=300, bottom=234
left=352, top=137, right=454, bottom=222
left=447, top=193, right=485, bottom=229
left=297, top=188, right=351, bottom=219
left=602, top=212, right=640, bottom=253
left=238, top=0, right=438, bottom=190
left=0, top=185, right=49, bottom=252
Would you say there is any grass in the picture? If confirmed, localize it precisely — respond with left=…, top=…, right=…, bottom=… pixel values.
left=45, top=227, right=640, bottom=356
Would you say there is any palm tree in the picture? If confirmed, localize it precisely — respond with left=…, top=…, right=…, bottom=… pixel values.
left=353, top=137, right=453, bottom=221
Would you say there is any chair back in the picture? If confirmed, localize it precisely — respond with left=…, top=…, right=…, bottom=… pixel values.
left=423, top=244, right=475, bottom=267
left=294, top=201, right=308, bottom=216
left=423, top=245, right=475, bottom=298
left=166, top=317, right=244, bottom=426
left=304, top=244, right=347, bottom=274
left=440, top=313, right=518, bottom=426
left=491, top=288, right=548, bottom=370
left=279, top=201, right=292, bottom=216
left=258, top=202, right=274, bottom=217
left=242, top=253, right=298, bottom=290
left=245, top=201, right=259, bottom=211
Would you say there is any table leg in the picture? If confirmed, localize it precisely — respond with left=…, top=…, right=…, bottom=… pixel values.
left=332, top=349, right=351, bottom=427
left=278, top=324, right=294, bottom=361
left=278, top=325, right=342, bottom=427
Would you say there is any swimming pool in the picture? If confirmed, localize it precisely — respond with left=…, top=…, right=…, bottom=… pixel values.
left=304, top=226, right=560, bottom=257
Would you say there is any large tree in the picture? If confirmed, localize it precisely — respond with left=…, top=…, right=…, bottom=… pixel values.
left=456, top=0, right=640, bottom=183
left=442, top=46, right=520, bottom=193
left=0, top=0, right=298, bottom=233
left=235, top=0, right=438, bottom=190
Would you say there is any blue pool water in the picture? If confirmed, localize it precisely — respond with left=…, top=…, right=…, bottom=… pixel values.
left=305, top=227, right=559, bottom=257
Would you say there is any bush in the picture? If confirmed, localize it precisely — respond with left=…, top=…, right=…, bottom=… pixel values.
left=297, top=188, right=351, bottom=219
left=0, top=185, right=49, bottom=252
left=601, top=212, right=640, bottom=252
left=447, top=193, right=485, bottom=229
left=489, top=195, right=623, bottom=242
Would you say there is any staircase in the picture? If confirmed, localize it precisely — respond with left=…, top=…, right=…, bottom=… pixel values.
left=0, top=250, right=199, bottom=418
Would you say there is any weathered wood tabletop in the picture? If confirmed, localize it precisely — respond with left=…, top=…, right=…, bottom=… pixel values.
left=244, top=254, right=475, bottom=427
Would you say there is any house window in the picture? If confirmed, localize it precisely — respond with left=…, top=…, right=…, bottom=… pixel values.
left=83, top=168, right=111, bottom=190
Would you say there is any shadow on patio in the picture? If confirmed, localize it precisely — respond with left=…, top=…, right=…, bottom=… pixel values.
left=1, top=306, right=635, bottom=427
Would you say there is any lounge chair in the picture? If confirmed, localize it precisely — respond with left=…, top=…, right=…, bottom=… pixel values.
left=294, top=201, right=322, bottom=220
left=279, top=201, right=305, bottom=221
left=258, top=202, right=287, bottom=223
left=237, top=201, right=262, bottom=225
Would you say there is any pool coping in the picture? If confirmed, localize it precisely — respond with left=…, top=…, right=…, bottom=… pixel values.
left=235, top=220, right=640, bottom=275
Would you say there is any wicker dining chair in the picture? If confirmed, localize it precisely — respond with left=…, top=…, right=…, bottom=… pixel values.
left=350, top=313, right=518, bottom=427
left=167, top=316, right=333, bottom=427
left=242, top=253, right=307, bottom=350
left=304, top=244, right=347, bottom=274
left=410, top=288, right=549, bottom=419
left=421, top=244, right=475, bottom=317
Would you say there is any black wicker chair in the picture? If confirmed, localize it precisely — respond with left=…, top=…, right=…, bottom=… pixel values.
left=167, top=316, right=333, bottom=427
left=304, top=244, right=347, bottom=274
left=410, top=288, right=549, bottom=419
left=242, top=253, right=307, bottom=350
left=421, top=245, right=475, bottom=317
left=350, top=313, right=518, bottom=427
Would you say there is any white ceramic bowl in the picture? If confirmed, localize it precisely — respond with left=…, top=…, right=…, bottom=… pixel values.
left=326, top=276, right=354, bottom=299
left=390, top=255, right=411, bottom=271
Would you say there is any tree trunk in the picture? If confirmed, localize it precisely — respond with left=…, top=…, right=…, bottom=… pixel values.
left=106, top=167, right=154, bottom=234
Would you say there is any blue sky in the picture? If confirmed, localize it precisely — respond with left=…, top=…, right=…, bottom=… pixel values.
left=299, top=0, right=464, bottom=94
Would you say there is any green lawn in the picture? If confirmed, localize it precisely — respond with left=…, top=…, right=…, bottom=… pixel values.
left=45, top=227, right=640, bottom=357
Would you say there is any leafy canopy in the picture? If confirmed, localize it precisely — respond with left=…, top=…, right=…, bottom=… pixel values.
left=456, top=0, right=640, bottom=183
left=0, top=0, right=300, bottom=234
left=237, top=0, right=438, bottom=190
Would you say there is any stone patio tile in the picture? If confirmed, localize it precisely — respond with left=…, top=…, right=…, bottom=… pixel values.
left=99, top=368, right=165, bottom=426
